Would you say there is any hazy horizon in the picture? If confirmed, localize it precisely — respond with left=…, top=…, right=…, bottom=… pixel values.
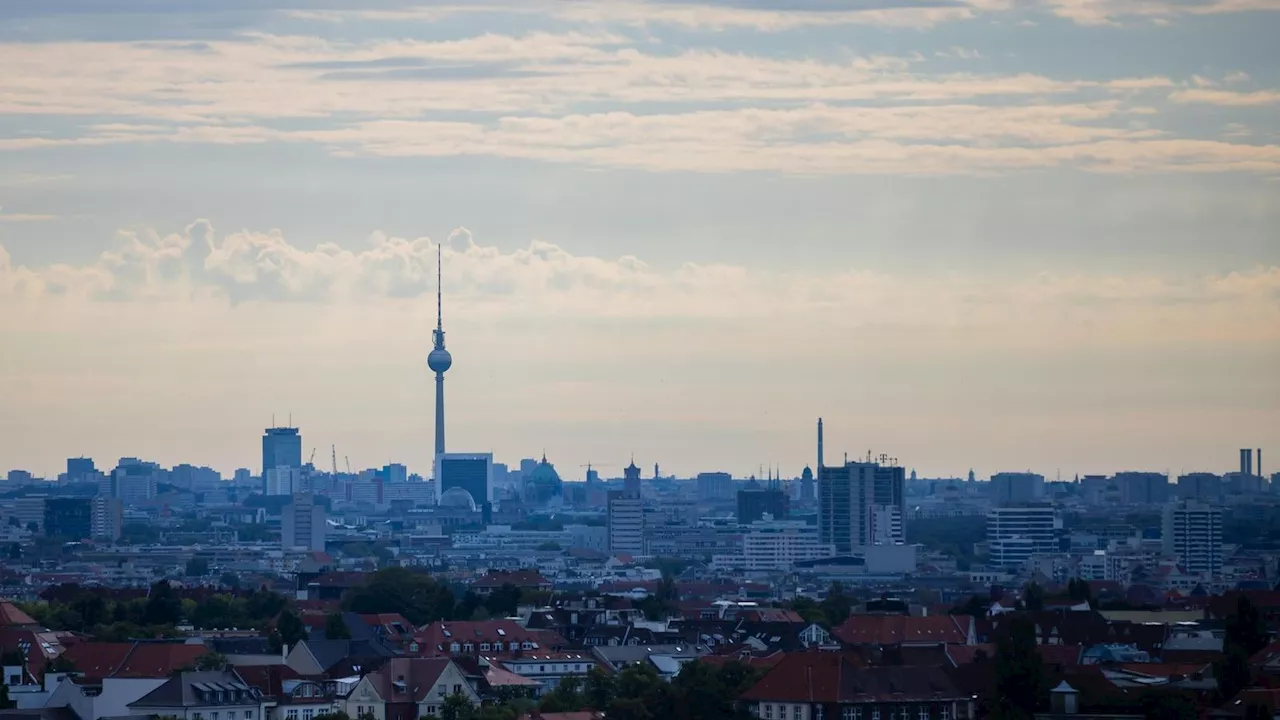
left=1, top=0, right=1277, bottom=480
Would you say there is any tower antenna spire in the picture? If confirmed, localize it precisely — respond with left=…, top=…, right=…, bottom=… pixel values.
left=436, top=242, right=443, bottom=336
left=428, top=240, right=453, bottom=467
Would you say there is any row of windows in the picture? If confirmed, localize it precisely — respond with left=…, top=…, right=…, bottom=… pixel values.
left=284, top=709, right=319, bottom=720
left=192, top=711, right=253, bottom=720
left=759, top=705, right=952, bottom=720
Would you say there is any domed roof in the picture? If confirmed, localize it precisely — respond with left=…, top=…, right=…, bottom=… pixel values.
left=428, top=348, right=453, bottom=372
left=801, top=466, right=813, bottom=480
left=528, top=453, right=562, bottom=487
left=438, top=486, right=477, bottom=511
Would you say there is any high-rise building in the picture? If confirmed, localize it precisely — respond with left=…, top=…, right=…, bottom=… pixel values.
left=110, top=458, right=161, bottom=506
left=44, top=497, right=92, bottom=540
left=1176, top=473, right=1222, bottom=502
left=696, top=472, right=733, bottom=500
left=607, top=490, right=644, bottom=555
left=66, top=457, right=96, bottom=482
left=379, top=463, right=408, bottom=484
left=437, top=453, right=492, bottom=508
left=800, top=466, right=815, bottom=502
left=428, top=244, right=453, bottom=473
left=262, top=427, right=302, bottom=477
left=989, top=472, right=1045, bottom=504
left=281, top=493, right=327, bottom=551
left=741, top=520, right=834, bottom=571
left=1115, top=472, right=1170, bottom=505
left=986, top=504, right=1059, bottom=567
left=265, top=467, right=304, bottom=496
left=92, top=497, right=123, bottom=541
left=818, top=455, right=906, bottom=555
left=1240, top=449, right=1253, bottom=477
left=15, top=495, right=49, bottom=532
left=1162, top=500, right=1223, bottom=580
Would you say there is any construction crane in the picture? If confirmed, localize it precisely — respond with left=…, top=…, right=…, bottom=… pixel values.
left=345, top=456, right=351, bottom=474
left=308, top=448, right=316, bottom=466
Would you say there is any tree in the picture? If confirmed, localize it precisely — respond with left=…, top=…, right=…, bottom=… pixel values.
left=438, top=692, right=475, bottom=720
left=0, top=684, right=14, bottom=710
left=195, top=652, right=227, bottom=671
left=820, top=582, right=853, bottom=626
left=990, top=615, right=1045, bottom=720
left=1216, top=644, right=1253, bottom=704
left=585, top=665, right=616, bottom=710
left=609, top=663, right=673, bottom=720
left=219, top=573, right=241, bottom=590
left=1225, top=595, right=1269, bottom=657
left=1024, top=582, right=1045, bottom=612
left=7, top=543, right=19, bottom=561
left=144, top=581, right=182, bottom=626
left=484, top=583, right=523, bottom=619
left=275, top=609, right=307, bottom=649
left=539, top=674, right=584, bottom=713
left=325, top=613, right=352, bottom=640
left=1067, top=578, right=1093, bottom=607
left=342, top=567, right=455, bottom=626
left=314, top=712, right=351, bottom=720
left=537, top=541, right=562, bottom=551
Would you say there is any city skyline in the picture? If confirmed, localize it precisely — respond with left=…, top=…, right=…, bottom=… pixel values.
left=1, top=1, right=1277, bottom=478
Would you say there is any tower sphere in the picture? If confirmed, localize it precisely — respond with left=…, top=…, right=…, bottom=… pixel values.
left=428, top=347, right=453, bottom=373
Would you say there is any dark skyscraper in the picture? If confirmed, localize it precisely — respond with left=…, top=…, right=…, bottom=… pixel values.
left=737, top=487, right=790, bottom=524
left=66, top=457, right=96, bottom=482
left=44, top=497, right=93, bottom=540
left=624, top=459, right=642, bottom=496
left=428, top=244, right=453, bottom=469
left=262, top=427, right=302, bottom=476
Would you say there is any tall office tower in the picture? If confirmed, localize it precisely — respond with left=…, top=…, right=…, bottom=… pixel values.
left=110, top=458, right=161, bottom=506
left=818, top=454, right=906, bottom=555
left=986, top=504, right=1060, bottom=567
left=92, top=497, right=123, bottom=541
left=1162, top=500, right=1223, bottom=580
left=737, top=486, right=790, bottom=524
left=262, top=426, right=302, bottom=477
left=607, top=490, right=644, bottom=554
left=265, top=467, right=304, bottom=496
left=281, top=493, right=327, bottom=551
left=379, top=463, right=408, bottom=484
left=437, top=453, right=492, bottom=508
left=989, top=472, right=1045, bottom=504
left=1115, top=472, right=1170, bottom=505
left=624, top=459, right=642, bottom=496
left=1240, top=449, right=1254, bottom=477
left=66, top=457, right=96, bottom=482
left=15, top=495, right=49, bottom=532
left=44, top=497, right=91, bottom=540
left=1176, top=473, right=1223, bottom=502
left=428, top=244, right=453, bottom=472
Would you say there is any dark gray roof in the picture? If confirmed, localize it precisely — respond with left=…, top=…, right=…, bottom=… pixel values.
left=129, top=671, right=261, bottom=708
left=303, top=639, right=395, bottom=672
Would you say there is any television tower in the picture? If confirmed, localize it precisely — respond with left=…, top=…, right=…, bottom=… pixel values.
left=427, top=243, right=453, bottom=463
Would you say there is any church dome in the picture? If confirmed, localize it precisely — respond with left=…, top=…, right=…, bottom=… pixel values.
left=524, top=454, right=563, bottom=501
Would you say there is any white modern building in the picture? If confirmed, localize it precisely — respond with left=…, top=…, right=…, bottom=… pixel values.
left=1162, top=500, right=1223, bottom=580
left=607, top=490, right=644, bottom=555
left=742, top=520, right=834, bottom=571
left=986, top=504, right=1059, bottom=568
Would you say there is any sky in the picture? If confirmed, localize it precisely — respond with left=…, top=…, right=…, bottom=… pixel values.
left=0, top=0, right=1277, bottom=482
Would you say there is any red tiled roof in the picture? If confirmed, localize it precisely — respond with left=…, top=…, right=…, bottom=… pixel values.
left=1036, top=644, right=1084, bottom=667
left=57, top=642, right=209, bottom=680
left=0, top=601, right=38, bottom=627
left=414, top=620, right=564, bottom=655
left=739, top=609, right=805, bottom=624
left=742, top=653, right=961, bottom=704
left=945, top=643, right=995, bottom=666
left=1252, top=639, right=1280, bottom=667
left=309, top=572, right=369, bottom=588
left=833, top=614, right=966, bottom=646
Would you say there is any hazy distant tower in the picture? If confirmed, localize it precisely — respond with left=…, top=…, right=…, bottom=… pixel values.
left=428, top=244, right=453, bottom=464
left=817, top=417, right=824, bottom=470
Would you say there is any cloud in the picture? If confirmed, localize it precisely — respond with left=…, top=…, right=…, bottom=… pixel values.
left=1039, top=0, right=1280, bottom=24
left=2, top=223, right=1278, bottom=348
left=1169, top=88, right=1280, bottom=106
left=0, top=208, right=57, bottom=222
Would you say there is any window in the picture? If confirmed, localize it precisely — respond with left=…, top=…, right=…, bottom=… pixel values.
left=919, top=707, right=929, bottom=720
left=842, top=709, right=856, bottom=720
left=246, top=712, right=253, bottom=720
left=425, top=708, right=436, bottom=716
left=287, top=710, right=298, bottom=720
left=540, top=665, right=546, bottom=672
left=449, top=642, right=460, bottom=652
left=193, top=714, right=203, bottom=720
left=452, top=684, right=462, bottom=695
left=940, top=709, right=950, bottom=720
left=463, top=643, right=473, bottom=653
left=409, top=643, right=419, bottom=652
left=871, top=710, right=880, bottom=720
left=480, top=643, right=490, bottom=652
left=303, top=710, right=314, bottom=720
left=212, top=712, right=219, bottom=720
left=764, top=704, right=774, bottom=720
